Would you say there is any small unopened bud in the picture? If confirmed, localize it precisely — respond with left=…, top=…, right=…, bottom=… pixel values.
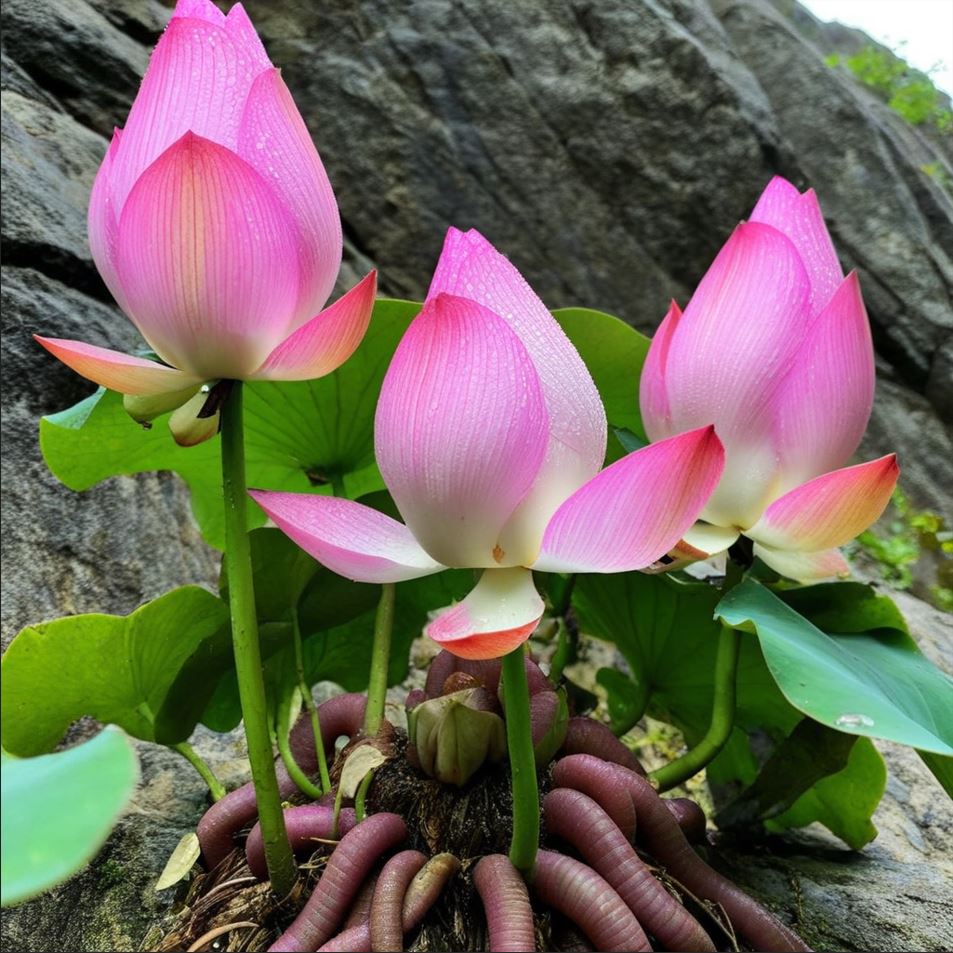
left=410, top=688, right=506, bottom=787
left=123, top=384, right=201, bottom=424
left=169, top=390, right=221, bottom=447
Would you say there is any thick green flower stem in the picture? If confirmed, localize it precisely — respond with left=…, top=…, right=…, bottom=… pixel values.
left=292, top=609, right=332, bottom=794
left=501, top=647, right=540, bottom=875
left=363, top=583, right=396, bottom=736
left=649, top=623, right=742, bottom=792
left=172, top=742, right=226, bottom=802
left=220, top=382, right=296, bottom=897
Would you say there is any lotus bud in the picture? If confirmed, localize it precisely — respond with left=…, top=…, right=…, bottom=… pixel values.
left=409, top=688, right=506, bottom=787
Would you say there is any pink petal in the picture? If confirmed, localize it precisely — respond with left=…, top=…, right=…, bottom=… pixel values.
left=532, top=426, right=725, bottom=573
left=108, top=12, right=271, bottom=210
left=251, top=271, right=376, bottom=381
left=752, top=544, right=850, bottom=583
left=771, top=272, right=875, bottom=491
left=664, top=222, right=811, bottom=528
left=87, top=129, right=131, bottom=316
left=746, top=455, right=899, bottom=552
left=425, top=568, right=544, bottom=661
left=169, top=4, right=270, bottom=71
left=749, top=177, right=842, bottom=314
left=34, top=337, right=200, bottom=395
left=223, top=4, right=271, bottom=70
left=115, top=133, right=301, bottom=380
left=170, top=0, right=225, bottom=25
left=639, top=299, right=681, bottom=442
left=427, top=228, right=606, bottom=559
left=375, top=293, right=548, bottom=568
left=238, top=68, right=342, bottom=328
left=248, top=491, right=444, bottom=583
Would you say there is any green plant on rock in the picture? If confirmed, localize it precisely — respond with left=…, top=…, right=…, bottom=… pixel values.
left=851, top=487, right=953, bottom=610
left=826, top=45, right=953, bottom=132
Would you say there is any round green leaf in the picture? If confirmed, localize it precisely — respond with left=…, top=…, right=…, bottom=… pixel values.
left=779, top=581, right=910, bottom=636
left=717, top=578, right=953, bottom=756
left=918, top=750, right=953, bottom=799
left=157, top=528, right=383, bottom=739
left=0, top=587, right=228, bottom=755
left=574, top=572, right=795, bottom=743
left=1, top=728, right=138, bottom=907
left=574, top=571, right=885, bottom=845
left=766, top=736, right=886, bottom=848
left=552, top=307, right=650, bottom=453
left=199, top=569, right=473, bottom=734
left=39, top=300, right=421, bottom=549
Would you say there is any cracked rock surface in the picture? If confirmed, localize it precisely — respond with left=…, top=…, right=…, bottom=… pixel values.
left=1, top=0, right=950, bottom=950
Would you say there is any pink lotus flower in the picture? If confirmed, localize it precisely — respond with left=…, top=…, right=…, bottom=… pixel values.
left=640, top=176, right=899, bottom=582
left=35, top=0, right=376, bottom=441
left=252, top=229, right=725, bottom=660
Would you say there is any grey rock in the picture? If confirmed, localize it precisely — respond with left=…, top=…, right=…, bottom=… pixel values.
left=2, top=0, right=952, bottom=950
left=0, top=0, right=149, bottom=136
left=1, top=51, right=61, bottom=109
left=85, top=0, right=168, bottom=46
left=862, top=374, right=953, bottom=518
left=926, top=335, right=953, bottom=420
left=0, top=267, right=220, bottom=644
left=251, top=0, right=779, bottom=312
left=1, top=90, right=108, bottom=294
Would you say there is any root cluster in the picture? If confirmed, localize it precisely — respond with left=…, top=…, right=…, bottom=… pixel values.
left=169, top=654, right=809, bottom=953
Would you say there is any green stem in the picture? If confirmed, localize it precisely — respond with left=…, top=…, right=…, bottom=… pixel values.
left=501, top=647, right=540, bottom=875
left=172, top=743, right=226, bottom=802
left=649, top=622, right=741, bottom=792
left=276, top=708, right=323, bottom=801
left=292, top=609, right=331, bottom=794
left=363, top=583, right=396, bottom=736
left=330, top=473, right=347, bottom=498
left=354, top=770, right=375, bottom=822
left=548, top=618, right=577, bottom=686
left=332, top=783, right=345, bottom=839
left=548, top=574, right=578, bottom=685
left=220, top=382, right=296, bottom=896
left=554, top=573, right=577, bottom=617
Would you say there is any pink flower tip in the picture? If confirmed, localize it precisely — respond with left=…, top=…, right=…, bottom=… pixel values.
left=880, top=452, right=901, bottom=479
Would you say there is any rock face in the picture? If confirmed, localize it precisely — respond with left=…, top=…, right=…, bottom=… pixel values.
left=1, top=0, right=950, bottom=950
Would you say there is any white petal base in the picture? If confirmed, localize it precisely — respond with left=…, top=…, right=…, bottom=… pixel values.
left=425, top=567, right=544, bottom=660
left=753, top=543, right=850, bottom=583
left=682, top=522, right=741, bottom=557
